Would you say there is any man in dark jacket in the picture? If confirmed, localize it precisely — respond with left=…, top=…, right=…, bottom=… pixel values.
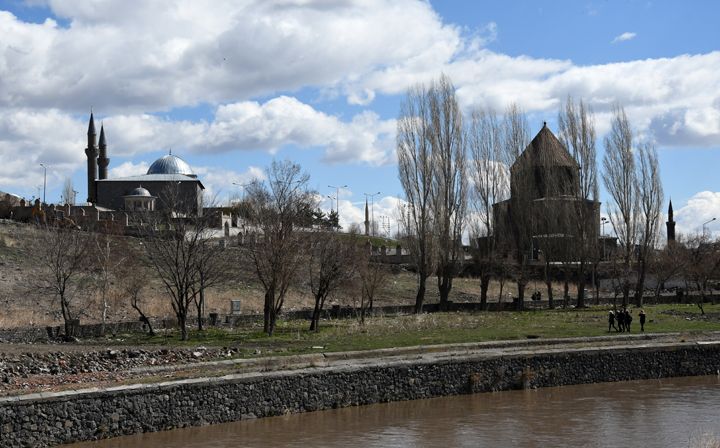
left=608, top=310, right=617, bottom=332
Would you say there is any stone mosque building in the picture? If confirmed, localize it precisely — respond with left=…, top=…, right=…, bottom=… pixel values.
left=84, top=113, right=205, bottom=216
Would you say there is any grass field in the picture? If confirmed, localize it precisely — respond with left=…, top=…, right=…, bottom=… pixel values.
left=114, top=303, right=720, bottom=358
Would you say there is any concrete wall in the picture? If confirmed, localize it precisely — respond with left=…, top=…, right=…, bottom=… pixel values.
left=1, top=341, right=719, bottom=447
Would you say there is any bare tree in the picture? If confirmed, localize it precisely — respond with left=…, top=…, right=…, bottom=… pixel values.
left=92, top=231, right=126, bottom=334
left=501, top=104, right=531, bottom=311
left=140, top=186, right=223, bottom=340
left=306, top=232, right=356, bottom=331
left=468, top=108, right=508, bottom=309
left=357, top=240, right=389, bottom=324
left=634, top=142, right=663, bottom=307
left=244, top=160, right=314, bottom=335
left=682, top=234, right=720, bottom=314
left=430, top=75, right=468, bottom=309
left=558, top=96, right=599, bottom=308
left=603, top=104, right=638, bottom=308
left=35, top=224, right=91, bottom=339
left=117, top=254, right=156, bottom=336
left=650, top=238, right=686, bottom=302
left=397, top=81, right=436, bottom=313
left=62, top=178, right=75, bottom=205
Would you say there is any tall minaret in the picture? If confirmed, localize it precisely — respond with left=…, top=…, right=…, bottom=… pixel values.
left=364, top=198, right=370, bottom=236
left=97, top=123, right=109, bottom=180
left=85, top=112, right=98, bottom=203
left=666, top=199, right=676, bottom=243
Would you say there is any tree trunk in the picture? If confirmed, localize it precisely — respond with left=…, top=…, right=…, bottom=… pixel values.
left=479, top=274, right=490, bottom=310
left=576, top=262, right=586, bottom=308
left=546, top=279, right=554, bottom=309
left=414, top=272, right=428, bottom=314
left=179, top=313, right=188, bottom=341
left=438, top=270, right=452, bottom=310
left=309, top=294, right=323, bottom=332
left=263, top=290, right=272, bottom=335
left=544, top=262, right=554, bottom=309
left=634, top=259, right=646, bottom=308
left=516, top=280, right=526, bottom=311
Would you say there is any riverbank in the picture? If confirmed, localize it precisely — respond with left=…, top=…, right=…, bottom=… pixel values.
left=1, top=333, right=719, bottom=447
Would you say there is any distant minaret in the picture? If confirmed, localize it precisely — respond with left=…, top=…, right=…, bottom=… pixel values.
left=666, top=199, right=676, bottom=243
left=85, top=112, right=98, bottom=203
left=97, top=123, right=109, bottom=180
left=364, top=198, right=370, bottom=236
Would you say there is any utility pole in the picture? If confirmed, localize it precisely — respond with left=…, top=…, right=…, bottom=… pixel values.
left=364, top=191, right=381, bottom=236
left=328, top=184, right=347, bottom=231
left=39, top=163, right=47, bottom=204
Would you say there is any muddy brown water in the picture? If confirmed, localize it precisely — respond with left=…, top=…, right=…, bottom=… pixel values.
left=67, top=375, right=720, bottom=448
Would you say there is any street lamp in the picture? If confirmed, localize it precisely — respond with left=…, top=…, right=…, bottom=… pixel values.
left=702, top=217, right=716, bottom=238
left=328, top=184, right=347, bottom=230
left=364, top=191, right=381, bottom=236
left=39, top=163, right=47, bottom=204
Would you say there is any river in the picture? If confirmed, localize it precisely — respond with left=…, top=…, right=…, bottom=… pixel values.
left=68, top=375, right=719, bottom=448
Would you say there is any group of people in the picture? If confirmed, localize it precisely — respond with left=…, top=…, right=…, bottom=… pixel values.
left=608, top=308, right=646, bottom=332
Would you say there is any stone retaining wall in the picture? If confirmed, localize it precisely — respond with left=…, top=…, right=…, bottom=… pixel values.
left=1, top=341, right=719, bottom=447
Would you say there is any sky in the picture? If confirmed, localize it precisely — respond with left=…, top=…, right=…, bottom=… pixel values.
left=0, top=0, right=719, bottom=238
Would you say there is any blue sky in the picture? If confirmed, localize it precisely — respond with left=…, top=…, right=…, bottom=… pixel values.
left=0, top=0, right=719, bottom=236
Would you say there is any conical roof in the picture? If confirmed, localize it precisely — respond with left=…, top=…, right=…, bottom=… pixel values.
left=512, top=123, right=577, bottom=171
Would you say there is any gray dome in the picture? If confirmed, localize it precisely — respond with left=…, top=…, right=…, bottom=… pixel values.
left=147, top=154, right=194, bottom=176
left=126, top=187, right=152, bottom=197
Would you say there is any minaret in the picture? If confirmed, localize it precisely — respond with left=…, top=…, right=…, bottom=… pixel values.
left=85, top=112, right=98, bottom=203
left=364, top=198, right=370, bottom=236
left=97, top=123, right=109, bottom=180
left=666, top=199, right=676, bottom=243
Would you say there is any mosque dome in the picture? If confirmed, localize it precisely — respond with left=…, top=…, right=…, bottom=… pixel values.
left=126, top=187, right=152, bottom=197
left=147, top=154, right=194, bottom=176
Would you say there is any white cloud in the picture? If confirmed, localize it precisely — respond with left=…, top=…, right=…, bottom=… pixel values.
left=612, top=32, right=637, bottom=44
left=193, top=165, right=266, bottom=204
left=674, top=191, right=720, bottom=237
left=108, top=161, right=148, bottom=178
left=0, top=1, right=462, bottom=111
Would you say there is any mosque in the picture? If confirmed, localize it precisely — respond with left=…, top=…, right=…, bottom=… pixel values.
left=84, top=113, right=205, bottom=216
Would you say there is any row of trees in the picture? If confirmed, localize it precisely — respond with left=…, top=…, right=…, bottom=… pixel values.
left=397, top=74, right=665, bottom=311
left=35, top=160, right=389, bottom=340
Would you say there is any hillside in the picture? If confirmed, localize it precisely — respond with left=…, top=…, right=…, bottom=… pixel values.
left=0, top=220, right=488, bottom=329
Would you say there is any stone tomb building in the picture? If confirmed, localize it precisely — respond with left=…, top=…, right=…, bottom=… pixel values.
left=492, top=123, right=600, bottom=261
left=83, top=113, right=204, bottom=216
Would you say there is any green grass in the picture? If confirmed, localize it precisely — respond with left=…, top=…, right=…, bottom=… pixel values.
left=107, top=303, right=720, bottom=359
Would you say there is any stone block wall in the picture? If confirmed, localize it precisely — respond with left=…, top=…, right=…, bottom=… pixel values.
left=1, top=342, right=719, bottom=447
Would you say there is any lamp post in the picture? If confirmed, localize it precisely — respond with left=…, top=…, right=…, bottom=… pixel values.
left=328, top=184, right=347, bottom=231
left=39, top=163, right=47, bottom=204
left=702, top=217, right=716, bottom=238
left=364, top=191, right=381, bottom=236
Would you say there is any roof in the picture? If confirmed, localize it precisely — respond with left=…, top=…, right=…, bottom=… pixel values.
left=97, top=173, right=205, bottom=189
left=125, top=187, right=153, bottom=197
left=512, top=123, right=578, bottom=171
left=147, top=154, right=194, bottom=176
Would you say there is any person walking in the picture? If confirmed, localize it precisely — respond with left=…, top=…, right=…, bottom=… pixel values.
left=625, top=309, right=633, bottom=333
left=608, top=310, right=617, bottom=332
left=639, top=309, right=646, bottom=332
left=617, top=309, right=625, bottom=332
